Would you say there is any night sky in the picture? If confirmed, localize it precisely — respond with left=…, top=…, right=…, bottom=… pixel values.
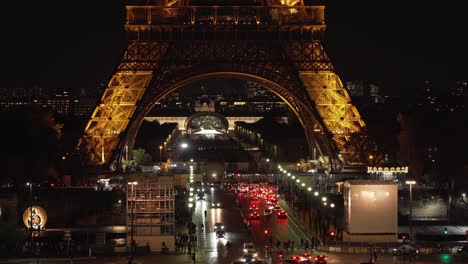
left=3, top=1, right=468, bottom=96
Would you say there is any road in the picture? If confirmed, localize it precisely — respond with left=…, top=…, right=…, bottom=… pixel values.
left=3, top=184, right=468, bottom=264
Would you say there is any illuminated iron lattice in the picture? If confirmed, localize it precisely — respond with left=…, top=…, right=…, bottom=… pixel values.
left=77, top=0, right=365, bottom=167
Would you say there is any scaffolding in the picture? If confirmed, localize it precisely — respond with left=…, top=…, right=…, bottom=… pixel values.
left=127, top=179, right=175, bottom=238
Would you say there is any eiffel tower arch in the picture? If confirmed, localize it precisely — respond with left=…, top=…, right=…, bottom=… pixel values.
left=77, top=0, right=365, bottom=169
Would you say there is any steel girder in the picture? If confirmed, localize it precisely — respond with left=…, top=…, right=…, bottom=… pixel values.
left=77, top=72, right=153, bottom=165
left=78, top=40, right=364, bottom=166
left=118, top=41, right=333, bottom=163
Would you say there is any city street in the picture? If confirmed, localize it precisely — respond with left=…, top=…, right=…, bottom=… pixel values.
left=3, top=185, right=468, bottom=264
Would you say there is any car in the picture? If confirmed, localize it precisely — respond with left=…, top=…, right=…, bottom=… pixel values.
left=301, top=252, right=312, bottom=261
left=273, top=205, right=281, bottom=211
left=250, top=211, right=260, bottom=220
left=264, top=208, right=272, bottom=216
left=240, top=253, right=259, bottom=263
left=214, top=223, right=224, bottom=231
left=197, top=193, right=205, bottom=200
left=392, top=244, right=419, bottom=256
left=212, top=202, right=221, bottom=208
left=216, top=230, right=226, bottom=239
left=249, top=205, right=258, bottom=211
left=277, top=210, right=288, bottom=219
left=243, top=242, right=257, bottom=256
left=314, top=254, right=327, bottom=264
left=457, top=246, right=467, bottom=254
left=111, top=238, right=126, bottom=247
left=289, top=255, right=303, bottom=263
left=280, top=260, right=301, bottom=264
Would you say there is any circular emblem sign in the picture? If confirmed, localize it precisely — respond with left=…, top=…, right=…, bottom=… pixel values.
left=22, top=206, right=47, bottom=230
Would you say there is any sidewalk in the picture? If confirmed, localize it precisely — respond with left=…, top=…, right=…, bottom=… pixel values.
left=278, top=199, right=314, bottom=241
left=0, top=256, right=96, bottom=263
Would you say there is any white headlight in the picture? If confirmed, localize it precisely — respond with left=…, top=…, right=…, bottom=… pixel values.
left=217, top=203, right=220, bottom=206
left=212, top=203, right=214, bottom=206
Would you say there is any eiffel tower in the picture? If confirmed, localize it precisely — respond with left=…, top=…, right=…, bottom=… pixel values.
left=77, top=0, right=365, bottom=168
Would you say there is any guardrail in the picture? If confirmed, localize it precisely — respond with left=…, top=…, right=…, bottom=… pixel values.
left=126, top=6, right=325, bottom=26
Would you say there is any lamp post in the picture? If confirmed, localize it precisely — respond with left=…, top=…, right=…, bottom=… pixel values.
left=406, top=180, right=416, bottom=241
left=26, top=182, right=34, bottom=256
left=128, top=181, right=138, bottom=262
left=159, top=145, right=163, bottom=161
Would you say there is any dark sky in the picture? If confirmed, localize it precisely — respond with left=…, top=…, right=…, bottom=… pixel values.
left=3, top=1, right=468, bottom=96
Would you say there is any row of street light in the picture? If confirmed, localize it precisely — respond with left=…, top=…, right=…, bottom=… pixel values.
left=277, top=165, right=335, bottom=209
left=278, top=164, right=419, bottom=242
left=188, top=164, right=195, bottom=209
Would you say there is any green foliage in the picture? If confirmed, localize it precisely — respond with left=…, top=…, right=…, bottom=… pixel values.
left=0, top=105, right=63, bottom=185
left=132, top=148, right=153, bottom=166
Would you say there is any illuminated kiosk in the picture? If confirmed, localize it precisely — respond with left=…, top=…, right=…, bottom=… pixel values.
left=343, top=180, right=398, bottom=242
left=22, top=206, right=47, bottom=231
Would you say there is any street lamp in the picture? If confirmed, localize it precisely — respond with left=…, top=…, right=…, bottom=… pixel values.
left=127, top=181, right=138, bottom=261
left=25, top=182, right=34, bottom=257
left=406, top=180, right=416, bottom=241
left=159, top=145, right=163, bottom=161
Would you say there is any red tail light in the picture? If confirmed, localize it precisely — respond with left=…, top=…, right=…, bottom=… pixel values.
left=315, top=257, right=318, bottom=260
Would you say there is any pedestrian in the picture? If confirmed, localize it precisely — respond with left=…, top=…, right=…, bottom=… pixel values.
left=291, top=240, right=294, bottom=251
left=188, top=242, right=192, bottom=254
left=300, top=238, right=304, bottom=247
left=373, top=251, right=378, bottom=262
left=146, top=242, right=151, bottom=253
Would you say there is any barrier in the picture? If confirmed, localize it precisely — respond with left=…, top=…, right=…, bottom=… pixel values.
left=323, top=245, right=461, bottom=255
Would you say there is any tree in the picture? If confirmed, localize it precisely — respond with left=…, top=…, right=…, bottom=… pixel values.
left=132, top=148, right=153, bottom=166
left=0, top=105, right=63, bottom=186
left=344, top=128, right=385, bottom=166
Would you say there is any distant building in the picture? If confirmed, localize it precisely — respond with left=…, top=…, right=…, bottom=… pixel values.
left=345, top=81, right=365, bottom=97
left=72, top=97, right=98, bottom=116
left=46, top=89, right=70, bottom=115
left=0, top=87, right=97, bottom=116
left=451, top=80, right=468, bottom=97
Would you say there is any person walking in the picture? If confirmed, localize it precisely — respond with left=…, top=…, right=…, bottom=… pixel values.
left=373, top=251, right=378, bottom=262
left=300, top=238, right=304, bottom=248
left=188, top=241, right=192, bottom=254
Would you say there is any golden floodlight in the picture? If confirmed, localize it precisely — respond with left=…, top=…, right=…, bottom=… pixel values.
left=22, top=206, right=47, bottom=230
